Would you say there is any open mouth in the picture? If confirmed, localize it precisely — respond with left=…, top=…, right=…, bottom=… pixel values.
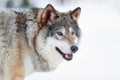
left=55, top=47, right=73, bottom=61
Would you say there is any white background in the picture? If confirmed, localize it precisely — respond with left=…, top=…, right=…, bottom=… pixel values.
left=25, top=0, right=120, bottom=80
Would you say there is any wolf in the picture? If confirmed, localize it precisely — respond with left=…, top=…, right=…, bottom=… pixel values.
left=0, top=4, right=81, bottom=80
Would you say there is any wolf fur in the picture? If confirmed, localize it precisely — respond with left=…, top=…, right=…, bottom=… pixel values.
left=0, top=4, right=81, bottom=80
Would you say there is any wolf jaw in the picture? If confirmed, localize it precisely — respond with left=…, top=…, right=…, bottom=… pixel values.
left=55, top=47, right=73, bottom=61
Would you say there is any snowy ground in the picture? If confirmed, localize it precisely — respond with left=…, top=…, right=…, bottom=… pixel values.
left=1, top=0, right=120, bottom=80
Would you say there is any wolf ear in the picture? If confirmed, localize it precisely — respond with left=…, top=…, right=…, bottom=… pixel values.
left=69, top=7, right=81, bottom=22
left=40, top=4, right=59, bottom=26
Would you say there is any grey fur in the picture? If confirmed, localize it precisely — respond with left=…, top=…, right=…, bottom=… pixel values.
left=48, top=14, right=80, bottom=38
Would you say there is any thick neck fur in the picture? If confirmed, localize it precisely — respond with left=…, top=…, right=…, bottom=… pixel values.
left=21, top=9, right=60, bottom=76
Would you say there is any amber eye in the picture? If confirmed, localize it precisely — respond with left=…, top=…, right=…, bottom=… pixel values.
left=57, top=32, right=63, bottom=36
left=71, top=31, right=75, bottom=36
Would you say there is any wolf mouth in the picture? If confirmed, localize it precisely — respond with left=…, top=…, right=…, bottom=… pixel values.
left=55, top=47, right=73, bottom=61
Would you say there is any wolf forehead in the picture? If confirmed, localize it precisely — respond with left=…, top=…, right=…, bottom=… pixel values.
left=48, top=14, right=80, bottom=37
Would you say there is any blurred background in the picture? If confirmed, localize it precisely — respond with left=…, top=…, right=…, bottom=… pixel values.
left=1, top=0, right=120, bottom=80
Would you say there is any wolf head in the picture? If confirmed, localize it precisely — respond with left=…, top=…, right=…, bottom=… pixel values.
left=35, top=4, right=81, bottom=69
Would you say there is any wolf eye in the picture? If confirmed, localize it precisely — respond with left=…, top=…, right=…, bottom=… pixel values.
left=71, top=31, right=75, bottom=35
left=57, top=32, right=63, bottom=36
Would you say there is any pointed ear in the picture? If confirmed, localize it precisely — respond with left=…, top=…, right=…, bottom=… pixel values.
left=40, top=4, right=59, bottom=26
left=69, top=7, right=81, bottom=22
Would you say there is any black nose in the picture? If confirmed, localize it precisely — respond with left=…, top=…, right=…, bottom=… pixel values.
left=70, top=46, right=78, bottom=53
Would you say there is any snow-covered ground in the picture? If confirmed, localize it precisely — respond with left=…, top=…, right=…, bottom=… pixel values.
left=1, top=0, right=120, bottom=80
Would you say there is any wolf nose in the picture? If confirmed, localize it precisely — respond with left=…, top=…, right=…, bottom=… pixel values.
left=71, top=46, right=78, bottom=53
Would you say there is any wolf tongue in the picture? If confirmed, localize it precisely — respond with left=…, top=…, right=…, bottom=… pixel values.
left=65, top=54, right=73, bottom=58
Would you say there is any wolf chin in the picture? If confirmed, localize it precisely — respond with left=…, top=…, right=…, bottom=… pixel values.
left=0, top=4, right=81, bottom=80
